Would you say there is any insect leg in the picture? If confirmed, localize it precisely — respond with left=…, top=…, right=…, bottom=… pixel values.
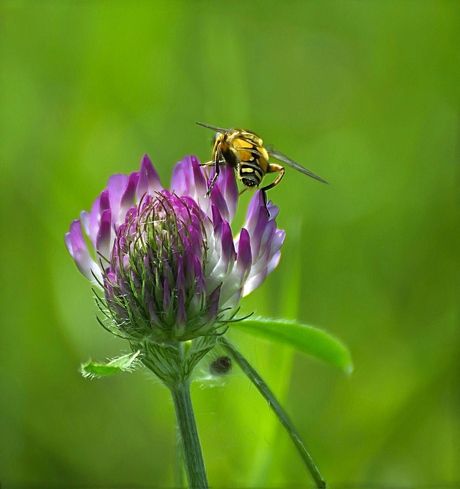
left=260, top=163, right=285, bottom=193
left=199, top=160, right=215, bottom=180
left=205, top=154, right=222, bottom=197
left=260, top=163, right=285, bottom=214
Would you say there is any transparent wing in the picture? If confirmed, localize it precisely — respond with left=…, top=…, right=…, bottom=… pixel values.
left=268, top=149, right=329, bottom=184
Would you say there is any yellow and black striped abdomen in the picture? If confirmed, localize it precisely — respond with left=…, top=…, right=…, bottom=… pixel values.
left=233, top=136, right=269, bottom=188
left=238, top=158, right=266, bottom=187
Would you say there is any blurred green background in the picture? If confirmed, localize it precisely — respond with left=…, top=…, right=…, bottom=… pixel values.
left=1, top=1, right=459, bottom=487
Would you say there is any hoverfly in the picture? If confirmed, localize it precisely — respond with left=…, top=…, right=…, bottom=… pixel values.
left=196, top=122, right=328, bottom=198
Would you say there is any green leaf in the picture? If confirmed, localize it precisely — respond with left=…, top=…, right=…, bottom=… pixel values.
left=233, top=318, right=353, bottom=374
left=80, top=350, right=141, bottom=379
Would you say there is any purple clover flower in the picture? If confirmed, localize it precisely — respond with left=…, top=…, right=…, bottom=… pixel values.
left=65, top=155, right=285, bottom=343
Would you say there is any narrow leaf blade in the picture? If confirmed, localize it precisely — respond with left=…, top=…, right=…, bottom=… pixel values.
left=233, top=318, right=353, bottom=374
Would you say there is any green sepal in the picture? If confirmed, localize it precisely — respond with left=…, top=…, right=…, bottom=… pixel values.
left=80, top=350, right=141, bottom=379
left=140, top=335, right=219, bottom=387
left=182, top=335, right=218, bottom=377
left=233, top=317, right=353, bottom=374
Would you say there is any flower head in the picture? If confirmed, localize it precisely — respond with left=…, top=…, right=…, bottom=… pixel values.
left=65, top=155, right=285, bottom=343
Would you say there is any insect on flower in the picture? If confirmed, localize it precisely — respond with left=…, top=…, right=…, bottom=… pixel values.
left=65, top=154, right=286, bottom=345
left=196, top=122, right=328, bottom=199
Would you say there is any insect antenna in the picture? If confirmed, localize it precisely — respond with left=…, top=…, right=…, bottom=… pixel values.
left=196, top=121, right=229, bottom=133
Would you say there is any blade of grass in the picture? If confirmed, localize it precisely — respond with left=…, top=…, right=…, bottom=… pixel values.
left=220, top=337, right=326, bottom=489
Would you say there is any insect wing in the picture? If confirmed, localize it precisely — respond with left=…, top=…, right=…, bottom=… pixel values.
left=268, top=149, right=329, bottom=184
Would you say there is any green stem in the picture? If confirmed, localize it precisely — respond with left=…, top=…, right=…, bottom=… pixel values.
left=174, top=421, right=185, bottom=488
left=220, top=337, right=326, bottom=489
left=170, top=380, right=209, bottom=489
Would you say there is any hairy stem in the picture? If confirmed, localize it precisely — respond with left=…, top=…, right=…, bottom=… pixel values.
left=170, top=380, right=209, bottom=489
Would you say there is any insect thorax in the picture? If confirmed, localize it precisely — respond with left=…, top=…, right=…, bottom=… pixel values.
left=219, top=140, right=239, bottom=168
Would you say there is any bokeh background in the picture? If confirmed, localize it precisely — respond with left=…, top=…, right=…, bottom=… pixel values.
left=1, top=1, right=459, bottom=487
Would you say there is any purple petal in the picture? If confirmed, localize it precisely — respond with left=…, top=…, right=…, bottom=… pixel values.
left=266, top=200, right=280, bottom=220
left=183, top=249, right=197, bottom=288
left=80, top=210, right=90, bottom=235
left=211, top=204, right=223, bottom=231
left=100, top=189, right=111, bottom=211
left=254, top=220, right=276, bottom=261
left=236, top=228, right=252, bottom=278
left=120, top=172, right=140, bottom=217
left=104, top=271, right=116, bottom=298
left=87, top=197, right=101, bottom=248
left=206, top=284, right=222, bottom=321
left=244, top=192, right=269, bottom=250
left=88, top=190, right=110, bottom=249
left=96, top=208, right=112, bottom=259
left=170, top=161, right=189, bottom=196
left=65, top=220, right=100, bottom=283
left=209, top=184, right=230, bottom=222
left=208, top=219, right=236, bottom=281
left=107, top=174, right=129, bottom=223
left=271, top=229, right=286, bottom=254
left=137, top=154, right=162, bottom=196
left=216, top=164, right=238, bottom=221
left=170, top=156, right=209, bottom=210
left=193, top=255, right=206, bottom=294
left=266, top=250, right=282, bottom=275
left=189, top=155, right=208, bottom=200
left=245, top=191, right=266, bottom=233
left=220, top=221, right=236, bottom=272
